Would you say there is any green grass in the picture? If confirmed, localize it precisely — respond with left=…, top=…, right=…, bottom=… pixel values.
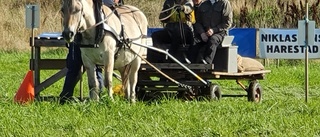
left=1, top=50, right=320, bottom=136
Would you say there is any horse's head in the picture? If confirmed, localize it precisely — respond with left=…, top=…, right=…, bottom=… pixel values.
left=61, top=0, right=85, bottom=43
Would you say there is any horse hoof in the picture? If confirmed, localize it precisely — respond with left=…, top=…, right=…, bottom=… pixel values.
left=108, top=94, right=114, bottom=101
left=130, top=99, right=136, bottom=103
left=130, top=96, right=136, bottom=103
left=90, top=89, right=100, bottom=101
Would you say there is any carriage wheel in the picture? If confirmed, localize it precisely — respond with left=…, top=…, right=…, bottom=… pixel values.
left=206, top=84, right=222, bottom=101
left=247, top=81, right=263, bottom=102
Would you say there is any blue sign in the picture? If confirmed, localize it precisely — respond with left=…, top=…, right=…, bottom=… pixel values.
left=229, top=28, right=256, bottom=57
left=148, top=28, right=257, bottom=57
left=147, top=28, right=163, bottom=37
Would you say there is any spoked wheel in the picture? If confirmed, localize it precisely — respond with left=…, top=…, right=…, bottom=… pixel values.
left=247, top=81, right=263, bottom=102
left=203, top=83, right=222, bottom=101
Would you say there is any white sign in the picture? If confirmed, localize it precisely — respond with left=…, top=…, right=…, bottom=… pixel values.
left=25, top=4, right=40, bottom=29
left=298, top=20, right=315, bottom=46
left=259, top=28, right=320, bottom=59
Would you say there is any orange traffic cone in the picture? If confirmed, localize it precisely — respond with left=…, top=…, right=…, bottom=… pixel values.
left=14, top=70, right=35, bottom=104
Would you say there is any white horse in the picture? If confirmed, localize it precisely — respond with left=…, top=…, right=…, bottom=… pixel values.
left=61, top=0, right=148, bottom=102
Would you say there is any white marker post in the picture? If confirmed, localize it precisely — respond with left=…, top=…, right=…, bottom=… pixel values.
left=298, top=2, right=315, bottom=103
left=25, top=4, right=40, bottom=87
left=26, top=4, right=40, bottom=56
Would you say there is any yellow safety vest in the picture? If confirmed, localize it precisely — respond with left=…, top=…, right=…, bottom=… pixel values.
left=168, top=10, right=195, bottom=24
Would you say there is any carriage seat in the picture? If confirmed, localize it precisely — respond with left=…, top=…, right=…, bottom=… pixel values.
left=213, top=35, right=238, bottom=73
left=182, top=35, right=237, bottom=73
left=146, top=35, right=238, bottom=73
left=220, top=35, right=234, bottom=47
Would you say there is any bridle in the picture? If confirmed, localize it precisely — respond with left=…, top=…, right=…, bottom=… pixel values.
left=61, top=0, right=85, bottom=34
left=74, top=0, right=85, bottom=33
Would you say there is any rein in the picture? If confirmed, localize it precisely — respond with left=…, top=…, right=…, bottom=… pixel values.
left=159, top=5, right=179, bottom=21
left=160, top=5, right=176, bottom=13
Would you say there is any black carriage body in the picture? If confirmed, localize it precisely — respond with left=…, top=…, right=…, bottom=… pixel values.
left=137, top=36, right=270, bottom=102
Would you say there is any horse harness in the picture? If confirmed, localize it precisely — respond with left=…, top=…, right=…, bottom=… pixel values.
left=75, top=1, right=145, bottom=60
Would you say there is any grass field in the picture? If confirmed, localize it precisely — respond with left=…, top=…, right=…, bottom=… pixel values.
left=1, top=49, right=320, bottom=136
left=1, top=0, right=320, bottom=136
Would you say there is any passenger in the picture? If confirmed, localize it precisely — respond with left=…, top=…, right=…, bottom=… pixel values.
left=190, top=0, right=233, bottom=64
left=149, top=0, right=195, bottom=63
left=59, top=0, right=122, bottom=104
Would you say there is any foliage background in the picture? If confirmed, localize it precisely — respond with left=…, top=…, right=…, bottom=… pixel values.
left=1, top=0, right=319, bottom=50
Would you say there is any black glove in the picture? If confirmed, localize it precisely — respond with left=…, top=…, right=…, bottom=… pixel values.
left=176, top=5, right=185, bottom=12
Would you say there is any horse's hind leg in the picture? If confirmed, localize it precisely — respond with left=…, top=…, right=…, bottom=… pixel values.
left=120, top=58, right=141, bottom=103
left=119, top=67, right=130, bottom=101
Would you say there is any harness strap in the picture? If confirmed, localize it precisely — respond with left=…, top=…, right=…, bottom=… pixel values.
left=79, top=44, right=100, bottom=48
left=78, top=22, right=120, bottom=48
left=104, top=23, right=121, bottom=41
left=93, top=0, right=105, bottom=45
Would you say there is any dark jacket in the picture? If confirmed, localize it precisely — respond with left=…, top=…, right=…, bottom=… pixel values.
left=159, top=0, right=194, bottom=24
left=194, top=0, right=233, bottom=36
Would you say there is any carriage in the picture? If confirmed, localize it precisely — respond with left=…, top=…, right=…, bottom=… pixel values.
left=58, top=0, right=270, bottom=103
left=134, top=32, right=270, bottom=103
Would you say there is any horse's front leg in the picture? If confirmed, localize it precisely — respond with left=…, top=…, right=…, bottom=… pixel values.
left=82, top=56, right=100, bottom=101
left=104, top=51, right=115, bottom=101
